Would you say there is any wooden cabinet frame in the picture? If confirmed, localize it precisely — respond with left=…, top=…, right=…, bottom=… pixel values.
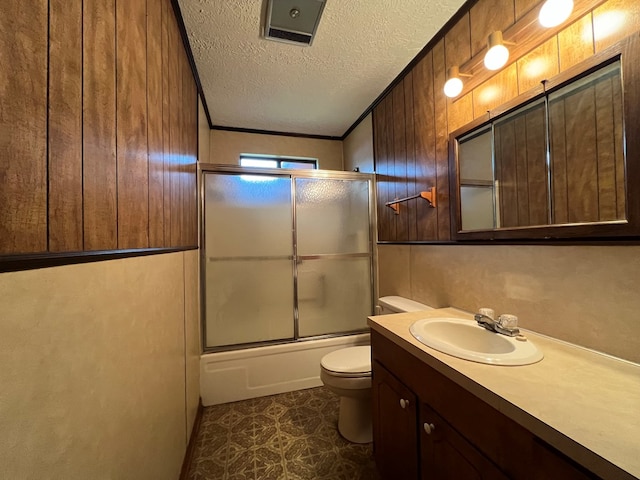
left=372, top=330, right=603, bottom=479
left=449, top=34, right=640, bottom=241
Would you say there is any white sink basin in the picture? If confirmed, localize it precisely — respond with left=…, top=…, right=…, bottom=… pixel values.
left=409, top=317, right=543, bottom=366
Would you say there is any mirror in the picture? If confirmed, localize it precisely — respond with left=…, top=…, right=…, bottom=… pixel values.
left=458, top=61, right=624, bottom=232
left=450, top=40, right=640, bottom=241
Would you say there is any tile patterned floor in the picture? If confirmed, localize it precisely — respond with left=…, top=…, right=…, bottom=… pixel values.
left=188, top=387, right=380, bottom=480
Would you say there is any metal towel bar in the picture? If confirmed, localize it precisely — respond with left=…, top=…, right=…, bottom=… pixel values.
left=385, top=187, right=437, bottom=214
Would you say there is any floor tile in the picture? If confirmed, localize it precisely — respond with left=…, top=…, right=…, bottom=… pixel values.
left=188, top=387, right=379, bottom=480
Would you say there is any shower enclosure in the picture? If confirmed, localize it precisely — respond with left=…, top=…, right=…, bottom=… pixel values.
left=201, top=165, right=375, bottom=352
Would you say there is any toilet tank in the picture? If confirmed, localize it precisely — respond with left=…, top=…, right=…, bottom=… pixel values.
left=377, top=296, right=433, bottom=315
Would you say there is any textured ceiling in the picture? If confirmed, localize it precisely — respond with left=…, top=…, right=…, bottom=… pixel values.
left=178, top=0, right=467, bottom=137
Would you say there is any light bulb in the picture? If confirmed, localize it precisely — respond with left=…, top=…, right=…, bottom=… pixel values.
left=444, top=77, right=464, bottom=98
left=539, top=0, right=574, bottom=28
left=484, top=44, right=509, bottom=70
left=484, top=31, right=510, bottom=70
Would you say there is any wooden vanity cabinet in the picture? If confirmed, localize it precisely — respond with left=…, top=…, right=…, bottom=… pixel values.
left=372, top=359, right=419, bottom=480
left=419, top=401, right=508, bottom=480
left=371, top=330, right=601, bottom=480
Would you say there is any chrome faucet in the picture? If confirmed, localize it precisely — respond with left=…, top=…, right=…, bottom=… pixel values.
left=475, top=312, right=498, bottom=331
left=475, top=309, right=520, bottom=337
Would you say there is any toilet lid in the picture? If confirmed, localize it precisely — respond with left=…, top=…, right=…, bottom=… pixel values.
left=378, top=296, right=433, bottom=312
left=321, top=346, right=371, bottom=374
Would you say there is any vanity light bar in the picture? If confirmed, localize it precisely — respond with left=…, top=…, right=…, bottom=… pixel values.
left=443, top=0, right=576, bottom=98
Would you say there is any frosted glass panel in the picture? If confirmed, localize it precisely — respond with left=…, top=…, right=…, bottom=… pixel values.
left=296, top=178, right=370, bottom=255
left=206, top=259, right=294, bottom=347
left=204, top=173, right=292, bottom=257
left=297, top=257, right=372, bottom=337
left=202, top=171, right=374, bottom=350
left=204, top=172, right=294, bottom=348
left=461, top=186, right=495, bottom=230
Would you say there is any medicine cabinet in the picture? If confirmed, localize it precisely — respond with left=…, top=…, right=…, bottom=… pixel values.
left=449, top=35, right=640, bottom=241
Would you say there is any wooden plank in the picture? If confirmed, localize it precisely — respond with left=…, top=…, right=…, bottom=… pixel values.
left=168, top=10, right=183, bottom=247
left=515, top=0, right=539, bottom=19
left=433, top=40, right=451, bottom=240
left=182, top=52, right=193, bottom=246
left=372, top=106, right=381, bottom=240
left=177, top=50, right=186, bottom=248
left=0, top=0, right=48, bottom=254
left=496, top=122, right=519, bottom=227
left=116, top=0, right=149, bottom=249
left=392, top=82, right=408, bottom=242
left=516, top=37, right=559, bottom=94
left=594, top=76, right=617, bottom=221
left=385, top=94, right=396, bottom=241
left=549, top=100, right=568, bottom=224
left=49, top=0, right=83, bottom=252
left=612, top=71, right=625, bottom=220
left=413, top=52, right=438, bottom=241
left=513, top=115, right=530, bottom=226
left=148, top=0, right=165, bottom=247
left=593, top=0, right=640, bottom=52
left=186, top=82, right=198, bottom=246
left=162, top=0, right=172, bottom=246
left=373, top=104, right=389, bottom=242
left=564, top=86, right=598, bottom=223
left=372, top=101, right=387, bottom=240
left=473, top=64, right=519, bottom=118
left=558, top=13, right=594, bottom=72
left=83, top=0, right=118, bottom=251
left=444, top=13, right=471, bottom=67
left=525, top=105, right=549, bottom=225
left=404, top=73, right=418, bottom=242
left=447, top=93, right=474, bottom=134
left=494, top=124, right=506, bottom=227
left=469, top=0, right=515, bottom=57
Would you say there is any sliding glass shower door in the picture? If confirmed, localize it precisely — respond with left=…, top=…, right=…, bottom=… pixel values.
left=295, top=177, right=372, bottom=337
left=202, top=167, right=374, bottom=351
left=204, top=173, right=295, bottom=347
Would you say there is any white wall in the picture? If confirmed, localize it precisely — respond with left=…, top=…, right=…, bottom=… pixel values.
left=198, top=97, right=211, bottom=167
left=378, top=244, right=640, bottom=364
left=209, top=129, right=344, bottom=170
left=0, top=251, right=199, bottom=479
left=343, top=114, right=374, bottom=173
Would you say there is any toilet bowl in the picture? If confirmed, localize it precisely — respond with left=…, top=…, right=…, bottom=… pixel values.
left=320, top=296, right=433, bottom=443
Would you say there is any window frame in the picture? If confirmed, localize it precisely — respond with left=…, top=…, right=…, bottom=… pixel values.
left=239, top=154, right=318, bottom=170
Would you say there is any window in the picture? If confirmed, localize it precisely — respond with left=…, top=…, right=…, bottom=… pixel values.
left=240, top=154, right=317, bottom=170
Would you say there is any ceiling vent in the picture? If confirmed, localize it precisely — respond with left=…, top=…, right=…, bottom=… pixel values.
left=263, top=0, right=326, bottom=46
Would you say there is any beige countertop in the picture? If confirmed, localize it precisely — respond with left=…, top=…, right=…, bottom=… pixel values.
left=368, top=308, right=640, bottom=480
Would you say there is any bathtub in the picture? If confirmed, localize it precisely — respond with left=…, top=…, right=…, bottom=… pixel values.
left=200, top=333, right=370, bottom=406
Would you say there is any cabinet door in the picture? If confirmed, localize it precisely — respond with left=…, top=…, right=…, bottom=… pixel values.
left=420, top=402, right=508, bottom=480
left=372, top=360, right=419, bottom=479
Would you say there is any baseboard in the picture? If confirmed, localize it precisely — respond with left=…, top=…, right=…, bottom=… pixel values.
left=179, top=398, right=204, bottom=480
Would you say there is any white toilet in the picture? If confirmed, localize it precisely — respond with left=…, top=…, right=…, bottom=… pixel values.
left=320, top=296, right=433, bottom=443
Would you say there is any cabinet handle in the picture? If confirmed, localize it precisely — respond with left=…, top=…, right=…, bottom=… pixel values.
left=400, top=398, right=410, bottom=409
left=423, top=423, right=436, bottom=435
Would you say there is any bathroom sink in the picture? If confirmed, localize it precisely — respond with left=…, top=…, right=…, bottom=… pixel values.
left=409, top=317, right=543, bottom=366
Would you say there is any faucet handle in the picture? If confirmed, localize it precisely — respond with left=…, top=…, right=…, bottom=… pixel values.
left=497, top=314, right=518, bottom=329
left=478, top=307, right=495, bottom=320
left=496, top=314, right=520, bottom=336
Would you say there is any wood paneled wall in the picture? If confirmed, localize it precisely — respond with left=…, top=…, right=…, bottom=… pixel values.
left=494, top=102, right=549, bottom=228
left=0, top=0, right=197, bottom=257
left=549, top=70, right=625, bottom=224
left=374, top=50, right=451, bottom=242
left=373, top=0, right=640, bottom=241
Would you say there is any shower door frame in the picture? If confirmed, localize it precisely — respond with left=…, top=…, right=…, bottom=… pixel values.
left=199, top=164, right=378, bottom=353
